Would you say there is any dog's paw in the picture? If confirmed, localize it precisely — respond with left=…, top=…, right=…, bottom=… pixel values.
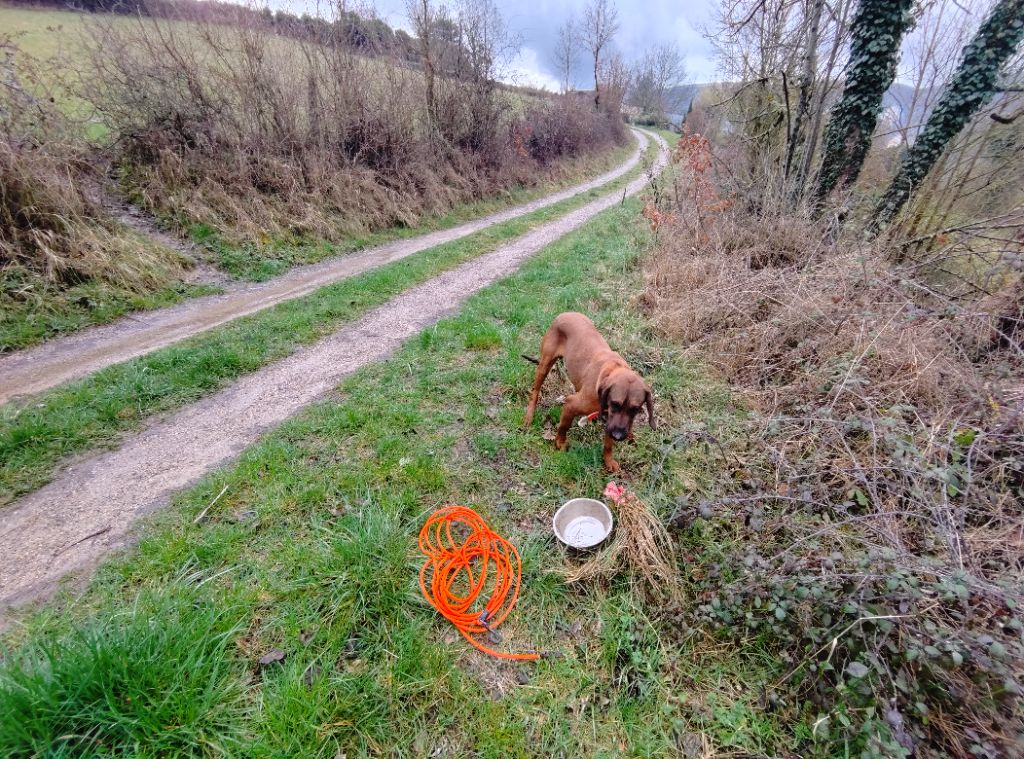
left=604, top=459, right=621, bottom=473
left=555, top=437, right=569, bottom=451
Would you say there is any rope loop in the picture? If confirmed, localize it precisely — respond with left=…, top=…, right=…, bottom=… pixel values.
left=418, top=506, right=539, bottom=661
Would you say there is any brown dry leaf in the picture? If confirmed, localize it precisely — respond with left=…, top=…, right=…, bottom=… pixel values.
left=542, top=423, right=557, bottom=441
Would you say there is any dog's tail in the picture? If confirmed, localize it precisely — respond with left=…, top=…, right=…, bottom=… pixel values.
left=520, top=353, right=539, bottom=364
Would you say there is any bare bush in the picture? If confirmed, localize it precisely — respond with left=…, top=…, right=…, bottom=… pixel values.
left=643, top=132, right=1023, bottom=755
left=1, top=38, right=185, bottom=348
left=81, top=1, right=624, bottom=246
left=520, top=95, right=625, bottom=165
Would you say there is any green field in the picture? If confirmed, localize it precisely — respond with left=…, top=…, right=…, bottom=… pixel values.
left=0, top=5, right=96, bottom=59
left=0, top=5, right=537, bottom=111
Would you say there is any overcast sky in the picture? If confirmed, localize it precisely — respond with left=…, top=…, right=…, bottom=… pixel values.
left=273, top=0, right=718, bottom=89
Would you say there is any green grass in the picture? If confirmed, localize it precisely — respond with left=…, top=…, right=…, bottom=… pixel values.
left=649, top=126, right=680, bottom=144
left=0, top=590, right=250, bottom=756
left=0, top=277, right=222, bottom=354
left=1, top=194, right=791, bottom=757
left=0, top=137, right=657, bottom=505
left=0, top=5, right=100, bottom=60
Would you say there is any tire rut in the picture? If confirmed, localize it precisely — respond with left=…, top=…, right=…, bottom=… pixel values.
left=0, top=131, right=648, bottom=406
left=0, top=131, right=668, bottom=622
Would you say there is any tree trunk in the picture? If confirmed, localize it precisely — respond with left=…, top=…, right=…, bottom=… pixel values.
left=786, top=0, right=825, bottom=192
left=813, top=0, right=915, bottom=207
left=869, top=0, right=1024, bottom=235
left=796, top=0, right=854, bottom=196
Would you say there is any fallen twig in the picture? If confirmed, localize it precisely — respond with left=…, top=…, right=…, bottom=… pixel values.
left=54, top=525, right=111, bottom=556
left=193, top=484, right=229, bottom=524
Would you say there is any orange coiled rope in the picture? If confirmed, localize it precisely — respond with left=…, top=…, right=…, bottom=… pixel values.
left=418, top=505, right=539, bottom=661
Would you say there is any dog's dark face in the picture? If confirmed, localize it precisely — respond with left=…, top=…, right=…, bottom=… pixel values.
left=599, top=369, right=656, bottom=442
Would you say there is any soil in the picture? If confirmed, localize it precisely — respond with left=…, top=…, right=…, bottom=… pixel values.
left=0, top=131, right=669, bottom=624
left=94, top=187, right=232, bottom=287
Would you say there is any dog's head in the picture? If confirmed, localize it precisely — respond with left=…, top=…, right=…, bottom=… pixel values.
left=598, top=366, right=656, bottom=442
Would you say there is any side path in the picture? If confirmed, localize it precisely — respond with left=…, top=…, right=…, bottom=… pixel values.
left=0, top=132, right=669, bottom=620
left=0, top=132, right=648, bottom=405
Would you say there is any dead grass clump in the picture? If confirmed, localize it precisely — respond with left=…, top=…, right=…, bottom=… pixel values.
left=566, top=482, right=683, bottom=605
left=1, top=39, right=186, bottom=349
left=642, top=131, right=1024, bottom=755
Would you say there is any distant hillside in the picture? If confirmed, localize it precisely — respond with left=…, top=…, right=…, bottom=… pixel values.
left=676, top=80, right=942, bottom=140
left=882, top=83, right=939, bottom=143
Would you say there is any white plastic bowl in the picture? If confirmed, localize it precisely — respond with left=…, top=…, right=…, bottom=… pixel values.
left=553, top=498, right=614, bottom=549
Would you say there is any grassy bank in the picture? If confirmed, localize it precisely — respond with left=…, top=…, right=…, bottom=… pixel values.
left=1, top=5, right=124, bottom=60
left=0, top=137, right=657, bottom=505
left=190, top=140, right=636, bottom=283
left=0, top=137, right=635, bottom=354
left=1, top=194, right=788, bottom=757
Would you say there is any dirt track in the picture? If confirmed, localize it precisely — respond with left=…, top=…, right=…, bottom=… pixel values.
left=0, top=131, right=647, bottom=405
left=0, top=131, right=668, bottom=621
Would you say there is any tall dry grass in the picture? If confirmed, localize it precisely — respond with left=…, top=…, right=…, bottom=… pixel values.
left=1, top=38, right=186, bottom=348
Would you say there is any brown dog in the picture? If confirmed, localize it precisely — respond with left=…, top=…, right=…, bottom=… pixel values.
left=523, top=312, right=655, bottom=472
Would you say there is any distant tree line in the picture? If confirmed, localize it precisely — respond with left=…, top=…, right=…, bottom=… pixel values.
left=550, top=0, right=685, bottom=127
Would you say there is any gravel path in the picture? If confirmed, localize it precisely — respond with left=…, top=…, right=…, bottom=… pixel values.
left=0, top=131, right=668, bottom=621
left=0, top=132, right=647, bottom=405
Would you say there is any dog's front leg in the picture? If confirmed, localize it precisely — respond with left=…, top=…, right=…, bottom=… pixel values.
left=602, top=433, right=621, bottom=473
left=554, top=395, right=587, bottom=451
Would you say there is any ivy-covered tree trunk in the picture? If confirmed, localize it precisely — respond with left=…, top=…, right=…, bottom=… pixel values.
left=870, top=0, right=1024, bottom=235
left=813, top=0, right=915, bottom=207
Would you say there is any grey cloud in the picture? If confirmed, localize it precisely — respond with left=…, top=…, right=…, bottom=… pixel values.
left=276, top=0, right=718, bottom=88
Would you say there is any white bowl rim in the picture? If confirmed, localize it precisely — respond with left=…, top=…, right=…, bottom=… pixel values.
left=552, top=497, right=614, bottom=548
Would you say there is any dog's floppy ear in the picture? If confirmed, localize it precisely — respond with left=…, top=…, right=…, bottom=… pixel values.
left=597, top=369, right=612, bottom=419
left=598, top=381, right=611, bottom=419
left=644, top=387, right=657, bottom=430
